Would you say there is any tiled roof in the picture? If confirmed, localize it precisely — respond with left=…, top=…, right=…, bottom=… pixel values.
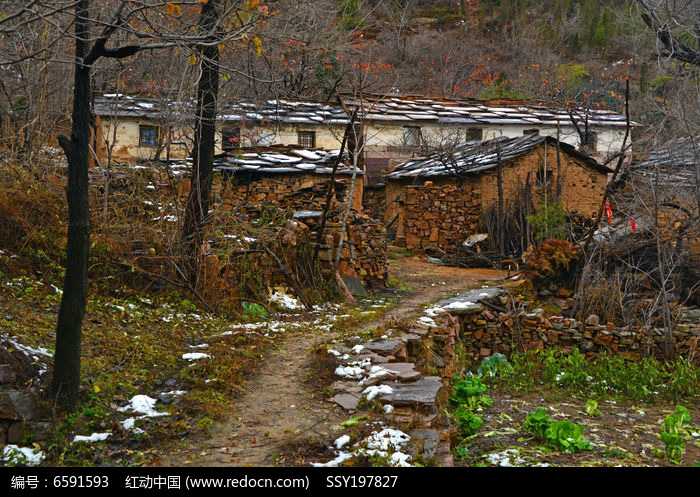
left=213, top=148, right=362, bottom=176
left=631, top=137, right=698, bottom=188
left=340, top=94, right=631, bottom=128
left=93, top=95, right=349, bottom=125
left=387, top=135, right=605, bottom=179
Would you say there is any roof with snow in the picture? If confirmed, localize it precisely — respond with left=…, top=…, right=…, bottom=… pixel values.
left=93, top=95, right=349, bottom=126
left=386, top=134, right=607, bottom=180
left=213, top=147, right=362, bottom=176
left=340, top=94, right=632, bottom=128
left=630, top=137, right=698, bottom=188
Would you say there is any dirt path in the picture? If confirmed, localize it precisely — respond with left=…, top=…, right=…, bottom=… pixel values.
left=167, top=258, right=505, bottom=467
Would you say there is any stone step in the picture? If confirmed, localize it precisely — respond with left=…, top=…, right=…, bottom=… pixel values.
left=378, top=376, right=442, bottom=407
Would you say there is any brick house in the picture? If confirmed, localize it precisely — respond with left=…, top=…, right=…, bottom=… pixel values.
left=384, top=134, right=611, bottom=252
left=340, top=93, right=630, bottom=186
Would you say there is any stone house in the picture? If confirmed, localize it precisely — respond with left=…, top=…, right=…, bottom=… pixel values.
left=92, top=95, right=350, bottom=163
left=383, top=134, right=611, bottom=252
left=339, top=94, right=630, bottom=185
left=210, top=146, right=364, bottom=213
left=610, top=136, right=699, bottom=261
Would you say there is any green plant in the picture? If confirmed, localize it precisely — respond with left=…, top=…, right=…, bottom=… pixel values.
left=242, top=301, right=268, bottom=320
left=660, top=405, right=691, bottom=462
left=451, top=376, right=492, bottom=410
left=545, top=420, right=592, bottom=453
left=523, top=407, right=552, bottom=442
left=585, top=400, right=600, bottom=417
left=477, top=353, right=511, bottom=377
left=455, top=406, right=484, bottom=436
left=527, top=201, right=568, bottom=243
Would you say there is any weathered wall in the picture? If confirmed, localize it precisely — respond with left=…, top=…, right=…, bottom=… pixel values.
left=96, top=116, right=346, bottom=163
left=362, top=122, right=626, bottom=157
left=402, top=182, right=481, bottom=252
left=213, top=172, right=363, bottom=214
left=476, top=144, right=608, bottom=218
left=449, top=305, right=700, bottom=368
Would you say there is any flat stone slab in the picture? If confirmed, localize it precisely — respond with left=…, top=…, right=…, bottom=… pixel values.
left=331, top=381, right=363, bottom=395
left=360, top=339, right=404, bottom=356
left=355, top=352, right=390, bottom=364
left=378, top=376, right=442, bottom=406
left=381, top=362, right=422, bottom=381
left=342, top=276, right=368, bottom=297
left=330, top=393, right=360, bottom=411
left=402, top=333, right=424, bottom=343
left=436, top=287, right=503, bottom=315
left=407, top=328, right=430, bottom=337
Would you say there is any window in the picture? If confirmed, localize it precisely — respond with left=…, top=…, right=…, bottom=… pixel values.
left=222, top=127, right=241, bottom=151
left=536, top=165, right=552, bottom=187
left=403, top=126, right=422, bottom=147
left=139, top=125, right=159, bottom=147
left=298, top=130, right=316, bottom=148
left=523, top=128, right=540, bottom=136
left=466, top=128, right=483, bottom=141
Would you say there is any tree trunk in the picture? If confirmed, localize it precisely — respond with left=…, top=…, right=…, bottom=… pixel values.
left=181, top=0, right=220, bottom=284
left=52, top=0, right=92, bottom=411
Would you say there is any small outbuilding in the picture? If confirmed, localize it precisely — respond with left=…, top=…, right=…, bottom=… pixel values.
left=384, top=134, right=611, bottom=253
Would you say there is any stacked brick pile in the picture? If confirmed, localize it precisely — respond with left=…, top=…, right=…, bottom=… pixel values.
left=402, top=183, right=481, bottom=253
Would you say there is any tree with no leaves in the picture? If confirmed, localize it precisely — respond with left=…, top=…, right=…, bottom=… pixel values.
left=0, top=0, right=264, bottom=410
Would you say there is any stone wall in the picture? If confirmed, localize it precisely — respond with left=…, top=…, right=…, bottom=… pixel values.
left=448, top=303, right=700, bottom=368
left=402, top=183, right=481, bottom=253
left=214, top=174, right=387, bottom=289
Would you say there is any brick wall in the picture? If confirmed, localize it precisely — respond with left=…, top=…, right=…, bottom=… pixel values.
left=477, top=146, right=608, bottom=218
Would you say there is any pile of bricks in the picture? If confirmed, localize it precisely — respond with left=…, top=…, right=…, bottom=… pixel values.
left=402, top=183, right=481, bottom=253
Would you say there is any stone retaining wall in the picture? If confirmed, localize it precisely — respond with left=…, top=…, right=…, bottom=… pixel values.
left=448, top=303, right=700, bottom=367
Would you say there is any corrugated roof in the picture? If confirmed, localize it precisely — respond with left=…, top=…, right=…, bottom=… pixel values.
left=340, top=94, right=633, bottom=128
left=386, top=135, right=606, bottom=179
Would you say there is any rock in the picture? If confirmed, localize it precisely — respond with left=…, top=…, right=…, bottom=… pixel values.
left=330, top=393, right=360, bottom=411
left=342, top=277, right=368, bottom=297
left=331, top=381, right=363, bottom=395
left=0, top=390, right=34, bottom=420
left=409, top=429, right=440, bottom=459
left=0, top=365, right=16, bottom=384
left=382, top=363, right=422, bottom=382
left=361, top=340, right=404, bottom=357
left=586, top=314, right=600, bottom=326
left=378, top=377, right=442, bottom=406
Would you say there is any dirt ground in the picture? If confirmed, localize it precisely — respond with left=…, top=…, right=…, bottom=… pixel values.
left=162, top=255, right=506, bottom=466
left=160, top=254, right=700, bottom=467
